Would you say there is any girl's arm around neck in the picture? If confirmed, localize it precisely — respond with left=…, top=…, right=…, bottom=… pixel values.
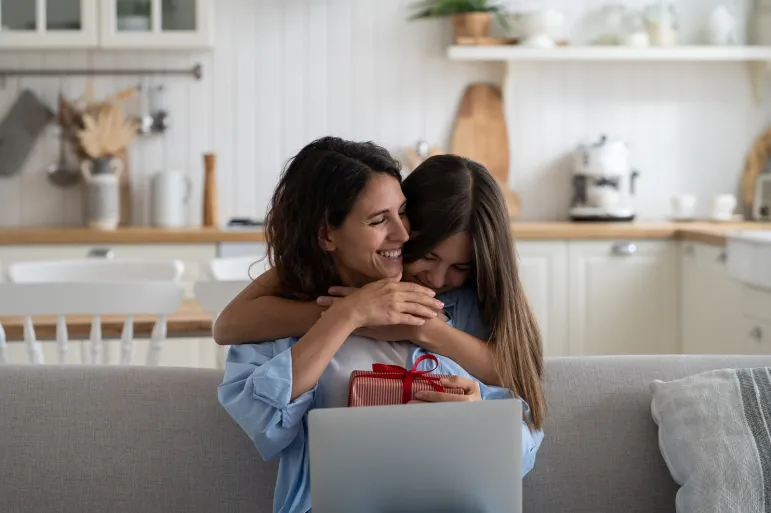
left=213, top=267, right=323, bottom=345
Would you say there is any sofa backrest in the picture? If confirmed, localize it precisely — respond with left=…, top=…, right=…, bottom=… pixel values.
left=2, top=355, right=770, bottom=513
left=0, top=366, right=277, bottom=513
left=526, top=355, right=771, bottom=513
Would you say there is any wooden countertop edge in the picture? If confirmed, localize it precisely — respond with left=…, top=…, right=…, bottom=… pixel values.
left=0, top=299, right=213, bottom=341
left=0, top=227, right=268, bottom=245
left=676, top=230, right=731, bottom=247
left=0, top=222, right=768, bottom=246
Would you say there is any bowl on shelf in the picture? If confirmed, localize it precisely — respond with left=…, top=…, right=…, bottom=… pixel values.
left=508, top=9, right=566, bottom=48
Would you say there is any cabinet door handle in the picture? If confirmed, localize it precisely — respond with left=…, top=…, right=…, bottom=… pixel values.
left=87, top=248, right=114, bottom=259
left=684, top=244, right=695, bottom=256
left=750, top=326, right=764, bottom=342
left=611, top=242, right=638, bottom=256
left=717, top=250, right=728, bottom=264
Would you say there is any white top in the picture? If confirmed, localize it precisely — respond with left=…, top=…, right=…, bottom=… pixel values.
left=317, top=336, right=411, bottom=409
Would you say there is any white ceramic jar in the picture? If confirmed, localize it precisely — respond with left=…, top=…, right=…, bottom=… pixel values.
left=81, top=157, right=123, bottom=231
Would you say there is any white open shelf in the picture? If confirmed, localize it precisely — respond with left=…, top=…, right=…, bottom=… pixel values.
left=448, top=44, right=771, bottom=103
left=447, top=45, right=771, bottom=62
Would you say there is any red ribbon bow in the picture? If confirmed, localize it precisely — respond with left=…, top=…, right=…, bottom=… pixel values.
left=370, top=354, right=446, bottom=404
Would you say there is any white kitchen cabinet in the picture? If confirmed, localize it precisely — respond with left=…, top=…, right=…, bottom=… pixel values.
left=735, top=316, right=771, bottom=355
left=100, top=0, right=213, bottom=49
left=734, top=283, right=771, bottom=355
left=0, top=0, right=98, bottom=48
left=516, top=241, right=569, bottom=357
left=568, top=239, right=679, bottom=356
left=680, top=242, right=743, bottom=354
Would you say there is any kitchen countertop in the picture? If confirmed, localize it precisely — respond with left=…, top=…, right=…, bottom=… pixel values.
left=511, top=221, right=771, bottom=246
left=0, top=222, right=769, bottom=246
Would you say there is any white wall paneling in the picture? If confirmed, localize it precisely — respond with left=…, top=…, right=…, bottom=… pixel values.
left=0, top=0, right=766, bottom=226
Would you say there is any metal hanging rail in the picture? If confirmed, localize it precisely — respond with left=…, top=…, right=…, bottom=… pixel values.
left=0, top=62, right=203, bottom=81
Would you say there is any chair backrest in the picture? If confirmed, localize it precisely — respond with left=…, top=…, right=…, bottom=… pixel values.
left=208, top=256, right=267, bottom=281
left=193, top=281, right=251, bottom=315
left=0, top=258, right=186, bottom=366
left=193, top=280, right=251, bottom=369
left=7, top=258, right=185, bottom=283
left=0, top=281, right=185, bottom=366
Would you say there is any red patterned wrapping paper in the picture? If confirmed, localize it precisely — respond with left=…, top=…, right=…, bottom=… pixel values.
left=347, top=355, right=465, bottom=407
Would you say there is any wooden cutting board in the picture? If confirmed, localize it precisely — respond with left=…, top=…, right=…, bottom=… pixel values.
left=450, top=83, right=520, bottom=218
left=451, top=83, right=509, bottom=182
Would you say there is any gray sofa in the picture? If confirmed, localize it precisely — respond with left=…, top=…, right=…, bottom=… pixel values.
left=2, top=355, right=770, bottom=513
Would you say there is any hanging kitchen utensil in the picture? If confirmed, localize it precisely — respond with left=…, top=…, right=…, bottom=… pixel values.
left=0, top=89, right=55, bottom=178
left=47, top=90, right=81, bottom=188
left=47, top=123, right=81, bottom=188
left=136, top=80, right=154, bottom=136
left=150, top=84, right=170, bottom=134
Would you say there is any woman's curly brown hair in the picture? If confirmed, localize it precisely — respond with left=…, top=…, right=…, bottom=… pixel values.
left=264, top=136, right=402, bottom=301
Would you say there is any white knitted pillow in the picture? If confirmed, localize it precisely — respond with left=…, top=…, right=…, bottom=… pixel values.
left=650, top=367, right=771, bottom=513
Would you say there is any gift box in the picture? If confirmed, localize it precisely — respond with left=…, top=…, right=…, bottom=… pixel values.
left=347, top=354, right=465, bottom=407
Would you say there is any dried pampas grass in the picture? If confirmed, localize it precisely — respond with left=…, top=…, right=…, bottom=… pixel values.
left=59, top=85, right=139, bottom=161
left=77, top=103, right=138, bottom=159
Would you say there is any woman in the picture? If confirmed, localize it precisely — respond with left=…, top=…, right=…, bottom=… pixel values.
left=216, top=152, right=545, bottom=429
left=218, top=138, right=543, bottom=513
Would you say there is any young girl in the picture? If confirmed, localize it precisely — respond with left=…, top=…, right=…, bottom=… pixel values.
left=215, top=152, right=545, bottom=433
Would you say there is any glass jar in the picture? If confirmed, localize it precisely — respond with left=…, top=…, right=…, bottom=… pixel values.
left=595, top=3, right=628, bottom=45
left=622, top=8, right=650, bottom=46
left=645, top=0, right=679, bottom=46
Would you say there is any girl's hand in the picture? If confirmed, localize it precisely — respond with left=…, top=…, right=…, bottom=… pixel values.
left=318, top=286, right=448, bottom=323
left=409, top=376, right=482, bottom=403
left=322, top=281, right=445, bottom=328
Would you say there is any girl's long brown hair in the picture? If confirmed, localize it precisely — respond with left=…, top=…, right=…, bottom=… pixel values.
left=403, top=155, right=545, bottom=431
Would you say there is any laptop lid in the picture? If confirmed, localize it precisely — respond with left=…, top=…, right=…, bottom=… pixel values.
left=308, top=399, right=523, bottom=513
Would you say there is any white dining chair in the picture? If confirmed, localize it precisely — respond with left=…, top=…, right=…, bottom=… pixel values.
left=193, top=279, right=251, bottom=369
left=7, top=258, right=184, bottom=283
left=208, top=255, right=268, bottom=281
left=2, top=258, right=185, bottom=366
left=0, top=281, right=185, bottom=366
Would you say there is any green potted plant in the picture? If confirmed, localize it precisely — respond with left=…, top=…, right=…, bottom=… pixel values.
left=408, top=0, right=509, bottom=43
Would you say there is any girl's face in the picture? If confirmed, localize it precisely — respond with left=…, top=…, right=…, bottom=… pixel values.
left=321, top=174, right=410, bottom=287
left=403, top=232, right=472, bottom=295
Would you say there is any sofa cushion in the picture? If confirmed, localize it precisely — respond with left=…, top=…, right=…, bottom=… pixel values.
left=650, top=367, right=771, bottom=513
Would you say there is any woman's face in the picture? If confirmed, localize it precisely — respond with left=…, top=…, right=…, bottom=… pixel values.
left=322, top=174, right=409, bottom=287
left=403, top=232, right=472, bottom=295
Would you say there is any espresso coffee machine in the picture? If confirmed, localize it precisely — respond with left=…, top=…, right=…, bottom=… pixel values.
left=570, top=135, right=640, bottom=222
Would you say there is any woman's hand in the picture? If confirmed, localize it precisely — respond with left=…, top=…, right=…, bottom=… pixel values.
left=323, top=280, right=445, bottom=328
left=409, top=376, right=482, bottom=403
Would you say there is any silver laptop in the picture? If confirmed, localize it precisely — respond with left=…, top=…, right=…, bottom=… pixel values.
left=308, top=399, right=523, bottom=513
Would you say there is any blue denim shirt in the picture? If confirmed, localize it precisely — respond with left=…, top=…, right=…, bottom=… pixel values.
left=218, top=285, right=545, bottom=513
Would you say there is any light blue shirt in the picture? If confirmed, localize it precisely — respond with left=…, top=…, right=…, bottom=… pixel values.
left=218, top=285, right=545, bottom=513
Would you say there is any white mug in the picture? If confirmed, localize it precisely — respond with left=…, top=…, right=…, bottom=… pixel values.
left=671, top=194, right=697, bottom=220
left=711, top=194, right=737, bottom=221
left=150, top=170, right=191, bottom=227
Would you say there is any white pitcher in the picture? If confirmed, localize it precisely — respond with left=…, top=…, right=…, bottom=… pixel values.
left=150, top=170, right=191, bottom=227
